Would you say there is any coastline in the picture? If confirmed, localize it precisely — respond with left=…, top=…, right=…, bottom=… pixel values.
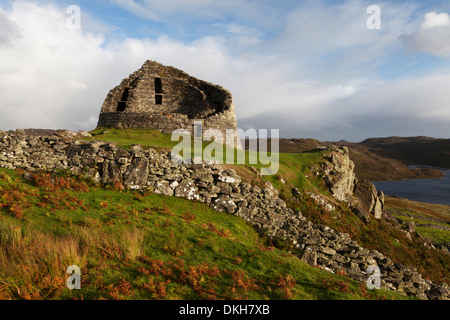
left=374, top=167, right=450, bottom=206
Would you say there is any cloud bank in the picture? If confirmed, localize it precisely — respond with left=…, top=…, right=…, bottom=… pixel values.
left=0, top=1, right=450, bottom=142
left=400, top=12, right=450, bottom=57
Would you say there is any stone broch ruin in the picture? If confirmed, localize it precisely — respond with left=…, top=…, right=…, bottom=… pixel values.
left=97, top=60, right=240, bottom=146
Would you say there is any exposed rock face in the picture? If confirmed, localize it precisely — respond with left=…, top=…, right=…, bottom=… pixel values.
left=322, top=146, right=356, bottom=201
left=353, top=180, right=384, bottom=220
left=97, top=60, right=241, bottom=148
left=0, top=130, right=448, bottom=300
left=319, top=146, right=385, bottom=223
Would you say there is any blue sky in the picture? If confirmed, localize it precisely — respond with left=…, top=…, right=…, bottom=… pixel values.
left=1, top=0, right=450, bottom=141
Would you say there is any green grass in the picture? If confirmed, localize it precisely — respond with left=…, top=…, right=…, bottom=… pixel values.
left=383, top=197, right=450, bottom=245
left=0, top=168, right=408, bottom=300
left=85, top=128, right=450, bottom=286
left=415, top=226, right=450, bottom=244
left=390, top=211, right=450, bottom=244
left=88, top=127, right=177, bottom=151
left=5, top=127, right=446, bottom=300
left=89, top=127, right=325, bottom=194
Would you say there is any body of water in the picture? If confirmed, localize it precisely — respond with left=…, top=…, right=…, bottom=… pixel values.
left=374, top=168, right=450, bottom=205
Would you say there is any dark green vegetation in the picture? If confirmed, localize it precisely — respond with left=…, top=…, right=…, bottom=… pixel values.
left=0, top=168, right=405, bottom=300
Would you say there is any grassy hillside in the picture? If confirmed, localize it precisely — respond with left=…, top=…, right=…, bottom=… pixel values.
left=0, top=168, right=406, bottom=300
left=2, top=128, right=449, bottom=300
left=384, top=196, right=450, bottom=245
left=84, top=128, right=450, bottom=286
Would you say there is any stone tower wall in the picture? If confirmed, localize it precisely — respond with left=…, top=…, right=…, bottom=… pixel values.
left=97, top=60, right=240, bottom=147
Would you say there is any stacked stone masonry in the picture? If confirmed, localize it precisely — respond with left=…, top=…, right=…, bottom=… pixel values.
left=0, top=129, right=448, bottom=300
left=97, top=60, right=241, bottom=148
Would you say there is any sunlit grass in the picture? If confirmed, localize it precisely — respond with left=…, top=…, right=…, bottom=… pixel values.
left=0, top=168, right=409, bottom=300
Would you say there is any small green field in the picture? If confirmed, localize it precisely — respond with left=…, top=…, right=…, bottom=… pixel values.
left=89, top=127, right=177, bottom=151
left=88, top=128, right=325, bottom=192
left=384, top=196, right=450, bottom=245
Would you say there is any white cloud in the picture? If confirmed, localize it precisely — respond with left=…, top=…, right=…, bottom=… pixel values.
left=75, top=116, right=98, bottom=129
left=239, top=71, right=450, bottom=141
left=1, top=0, right=450, bottom=142
left=0, top=2, right=116, bottom=130
left=421, top=12, right=450, bottom=30
left=400, top=11, right=450, bottom=57
left=0, top=8, right=19, bottom=48
left=269, top=1, right=418, bottom=82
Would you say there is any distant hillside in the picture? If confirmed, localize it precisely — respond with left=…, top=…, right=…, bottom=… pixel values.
left=333, top=143, right=445, bottom=182
left=245, top=138, right=446, bottom=182
left=243, top=138, right=322, bottom=153
left=359, top=136, right=450, bottom=169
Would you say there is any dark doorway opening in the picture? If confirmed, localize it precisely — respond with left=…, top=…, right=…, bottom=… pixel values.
left=155, top=78, right=162, bottom=93
left=117, top=88, right=130, bottom=111
left=117, top=102, right=126, bottom=112
left=155, top=94, right=163, bottom=105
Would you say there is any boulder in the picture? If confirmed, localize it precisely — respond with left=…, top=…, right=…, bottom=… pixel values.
left=353, top=179, right=384, bottom=219
left=212, top=195, right=237, bottom=214
left=154, top=180, right=174, bottom=196
left=124, top=156, right=149, bottom=188
left=174, top=179, right=199, bottom=200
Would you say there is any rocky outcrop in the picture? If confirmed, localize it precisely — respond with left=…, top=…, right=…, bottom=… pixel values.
left=318, top=146, right=385, bottom=223
left=0, top=130, right=448, bottom=300
left=352, top=180, right=385, bottom=222
left=321, top=146, right=356, bottom=201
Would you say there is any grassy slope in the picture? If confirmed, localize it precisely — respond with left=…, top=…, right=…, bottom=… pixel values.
left=86, top=128, right=450, bottom=286
left=384, top=196, right=450, bottom=245
left=0, top=168, right=405, bottom=300
left=3, top=128, right=449, bottom=300
left=89, top=127, right=178, bottom=151
left=272, top=172, right=450, bottom=286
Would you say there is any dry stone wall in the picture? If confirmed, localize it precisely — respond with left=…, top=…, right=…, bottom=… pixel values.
left=0, top=129, right=448, bottom=300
